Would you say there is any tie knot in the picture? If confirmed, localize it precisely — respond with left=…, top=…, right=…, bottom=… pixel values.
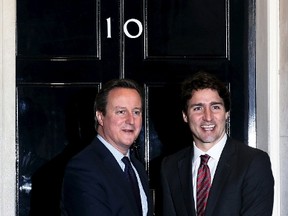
left=200, top=154, right=210, bottom=165
left=122, top=156, right=131, bottom=166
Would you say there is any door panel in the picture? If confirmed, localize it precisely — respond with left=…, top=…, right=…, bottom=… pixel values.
left=147, top=0, right=228, bottom=57
left=17, top=85, right=99, bottom=215
left=16, top=0, right=252, bottom=215
left=17, top=0, right=120, bottom=82
left=17, top=0, right=99, bottom=57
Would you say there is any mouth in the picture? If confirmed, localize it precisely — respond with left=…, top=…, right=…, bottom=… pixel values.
left=122, top=128, right=135, bottom=133
left=200, top=124, right=215, bottom=131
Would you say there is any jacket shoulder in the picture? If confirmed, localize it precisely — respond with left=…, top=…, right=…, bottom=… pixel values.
left=229, top=138, right=269, bottom=157
left=161, top=146, right=192, bottom=168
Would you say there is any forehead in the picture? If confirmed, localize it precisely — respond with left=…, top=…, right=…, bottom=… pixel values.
left=190, top=89, right=223, bottom=103
left=107, top=88, right=142, bottom=105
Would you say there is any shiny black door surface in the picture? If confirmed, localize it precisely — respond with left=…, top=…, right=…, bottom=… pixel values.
left=17, top=0, right=254, bottom=215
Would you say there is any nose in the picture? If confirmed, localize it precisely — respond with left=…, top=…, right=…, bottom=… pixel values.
left=203, top=108, right=212, bottom=121
left=125, top=112, right=135, bottom=124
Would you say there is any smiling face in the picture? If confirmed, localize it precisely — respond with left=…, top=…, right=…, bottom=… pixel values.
left=96, top=88, right=142, bottom=155
left=182, top=88, right=229, bottom=151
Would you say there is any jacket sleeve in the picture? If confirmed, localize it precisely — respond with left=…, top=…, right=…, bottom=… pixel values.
left=160, top=157, right=177, bottom=216
left=61, top=160, right=112, bottom=216
left=241, top=152, right=274, bottom=216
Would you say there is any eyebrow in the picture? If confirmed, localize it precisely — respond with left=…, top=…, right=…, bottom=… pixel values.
left=115, top=106, right=142, bottom=110
left=210, top=102, right=224, bottom=106
left=190, top=101, right=224, bottom=107
left=133, top=107, right=142, bottom=111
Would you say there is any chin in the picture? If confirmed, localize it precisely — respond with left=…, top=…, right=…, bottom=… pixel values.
left=201, top=137, right=217, bottom=144
left=122, top=139, right=135, bottom=146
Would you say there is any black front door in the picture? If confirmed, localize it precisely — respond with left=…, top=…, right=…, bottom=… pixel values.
left=17, top=0, right=254, bottom=215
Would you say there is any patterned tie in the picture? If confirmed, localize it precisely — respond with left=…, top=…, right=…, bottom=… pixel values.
left=196, top=154, right=211, bottom=216
left=122, top=156, right=142, bottom=216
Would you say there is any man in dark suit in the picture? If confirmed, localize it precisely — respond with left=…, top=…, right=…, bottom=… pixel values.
left=61, top=79, right=153, bottom=216
left=161, top=71, right=274, bottom=216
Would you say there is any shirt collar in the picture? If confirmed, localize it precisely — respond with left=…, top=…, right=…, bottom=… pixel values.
left=97, top=134, right=130, bottom=164
left=193, top=133, right=227, bottom=163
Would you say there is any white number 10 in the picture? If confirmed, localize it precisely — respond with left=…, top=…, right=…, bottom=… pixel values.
left=106, top=17, right=143, bottom=39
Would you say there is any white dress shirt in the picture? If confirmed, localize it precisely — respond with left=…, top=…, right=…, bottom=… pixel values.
left=192, top=134, right=227, bottom=210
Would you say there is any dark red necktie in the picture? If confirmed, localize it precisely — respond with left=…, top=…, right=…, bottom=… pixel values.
left=196, top=154, right=211, bottom=216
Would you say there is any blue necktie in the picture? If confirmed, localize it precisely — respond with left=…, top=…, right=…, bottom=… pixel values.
left=122, top=156, right=142, bottom=216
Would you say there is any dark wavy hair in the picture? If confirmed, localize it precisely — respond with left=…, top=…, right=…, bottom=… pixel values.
left=181, top=71, right=231, bottom=114
left=93, top=79, right=143, bottom=129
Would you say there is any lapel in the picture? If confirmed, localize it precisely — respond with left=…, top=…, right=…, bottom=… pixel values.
left=130, top=155, right=149, bottom=195
left=130, top=155, right=147, bottom=190
left=178, top=147, right=196, bottom=216
left=205, top=137, right=236, bottom=216
left=92, top=138, right=141, bottom=215
left=131, top=155, right=153, bottom=216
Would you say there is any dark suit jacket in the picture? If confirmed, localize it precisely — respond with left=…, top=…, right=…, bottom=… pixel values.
left=161, top=137, right=274, bottom=216
left=61, top=136, right=153, bottom=216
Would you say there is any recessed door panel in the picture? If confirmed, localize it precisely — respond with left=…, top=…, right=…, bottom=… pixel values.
left=147, top=0, right=228, bottom=58
left=17, top=85, right=98, bottom=215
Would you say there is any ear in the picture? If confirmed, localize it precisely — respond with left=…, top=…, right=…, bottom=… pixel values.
left=182, top=111, right=188, bottom=123
left=225, top=111, right=230, bottom=120
left=96, top=111, right=104, bottom=126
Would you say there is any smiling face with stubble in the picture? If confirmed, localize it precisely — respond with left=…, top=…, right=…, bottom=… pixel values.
left=182, top=88, right=229, bottom=152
